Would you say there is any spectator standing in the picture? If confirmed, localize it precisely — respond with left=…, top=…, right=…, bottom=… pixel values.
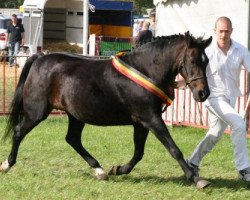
left=134, top=21, right=153, bottom=46
left=133, top=20, right=144, bottom=38
left=6, top=14, right=25, bottom=67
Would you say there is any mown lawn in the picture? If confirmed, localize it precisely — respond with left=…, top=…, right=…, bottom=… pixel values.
left=0, top=116, right=250, bottom=200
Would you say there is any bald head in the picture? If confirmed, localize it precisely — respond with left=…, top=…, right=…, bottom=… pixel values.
left=215, top=16, right=232, bottom=29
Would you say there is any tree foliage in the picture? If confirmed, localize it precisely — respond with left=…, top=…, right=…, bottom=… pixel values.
left=133, top=0, right=154, bottom=15
left=0, top=0, right=24, bottom=8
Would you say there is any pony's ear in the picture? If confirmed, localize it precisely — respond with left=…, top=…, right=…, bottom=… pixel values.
left=185, top=31, right=195, bottom=48
left=201, top=36, right=213, bottom=49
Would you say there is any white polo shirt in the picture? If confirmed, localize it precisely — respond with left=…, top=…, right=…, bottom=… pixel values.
left=205, top=39, right=250, bottom=101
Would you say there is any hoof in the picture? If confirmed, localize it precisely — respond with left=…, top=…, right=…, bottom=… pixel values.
left=196, top=179, right=211, bottom=189
left=0, top=160, right=10, bottom=173
left=108, top=166, right=119, bottom=175
left=95, top=168, right=109, bottom=181
left=96, top=173, right=109, bottom=181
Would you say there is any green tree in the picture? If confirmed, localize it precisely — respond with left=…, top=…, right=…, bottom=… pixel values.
left=0, top=0, right=24, bottom=8
left=133, top=0, right=154, bottom=15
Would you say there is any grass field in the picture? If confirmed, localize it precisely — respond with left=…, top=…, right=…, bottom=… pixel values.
left=0, top=116, right=250, bottom=200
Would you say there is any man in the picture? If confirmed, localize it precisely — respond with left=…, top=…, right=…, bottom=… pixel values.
left=133, top=20, right=144, bottom=38
left=6, top=14, right=25, bottom=67
left=134, top=21, right=153, bottom=46
left=187, top=16, right=250, bottom=181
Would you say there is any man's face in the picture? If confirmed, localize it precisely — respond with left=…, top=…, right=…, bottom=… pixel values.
left=214, top=20, right=232, bottom=46
left=12, top=16, right=17, bottom=23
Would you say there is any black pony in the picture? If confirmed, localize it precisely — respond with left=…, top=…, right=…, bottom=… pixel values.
left=1, top=32, right=212, bottom=189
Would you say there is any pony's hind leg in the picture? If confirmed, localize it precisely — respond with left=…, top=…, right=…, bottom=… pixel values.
left=109, top=123, right=149, bottom=175
left=65, top=115, right=108, bottom=180
left=0, top=116, right=45, bottom=172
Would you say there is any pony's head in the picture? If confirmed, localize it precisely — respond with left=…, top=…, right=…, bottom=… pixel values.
left=178, top=31, right=212, bottom=102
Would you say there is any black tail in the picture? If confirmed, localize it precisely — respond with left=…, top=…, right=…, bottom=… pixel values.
left=3, top=53, right=44, bottom=140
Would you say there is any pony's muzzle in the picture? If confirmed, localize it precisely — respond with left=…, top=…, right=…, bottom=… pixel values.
left=196, top=87, right=210, bottom=102
left=199, top=89, right=210, bottom=101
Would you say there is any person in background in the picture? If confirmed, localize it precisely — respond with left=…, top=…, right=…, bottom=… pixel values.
left=186, top=16, right=250, bottom=181
left=6, top=14, right=25, bottom=67
left=133, top=20, right=144, bottom=38
left=149, top=12, right=156, bottom=37
left=134, top=21, right=153, bottom=46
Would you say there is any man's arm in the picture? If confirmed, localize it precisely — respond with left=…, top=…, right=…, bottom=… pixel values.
left=5, top=33, right=9, bottom=47
left=21, top=32, right=25, bottom=46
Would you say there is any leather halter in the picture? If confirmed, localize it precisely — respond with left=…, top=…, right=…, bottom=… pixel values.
left=179, top=48, right=207, bottom=85
left=179, top=64, right=206, bottom=85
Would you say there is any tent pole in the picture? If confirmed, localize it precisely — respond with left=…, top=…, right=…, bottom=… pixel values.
left=83, top=0, right=89, bottom=55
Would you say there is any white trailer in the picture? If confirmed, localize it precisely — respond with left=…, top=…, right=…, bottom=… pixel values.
left=23, top=0, right=66, bottom=54
left=22, top=0, right=133, bottom=55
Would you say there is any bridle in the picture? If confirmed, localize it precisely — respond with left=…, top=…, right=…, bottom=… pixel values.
left=179, top=64, right=207, bottom=85
left=178, top=48, right=207, bottom=86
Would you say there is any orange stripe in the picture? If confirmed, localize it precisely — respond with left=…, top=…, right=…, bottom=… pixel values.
left=112, top=56, right=173, bottom=105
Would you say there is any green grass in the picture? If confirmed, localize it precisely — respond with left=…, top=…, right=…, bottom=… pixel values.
left=0, top=116, right=250, bottom=200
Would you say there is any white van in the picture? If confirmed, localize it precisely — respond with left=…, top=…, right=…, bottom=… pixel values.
left=0, top=15, right=8, bottom=50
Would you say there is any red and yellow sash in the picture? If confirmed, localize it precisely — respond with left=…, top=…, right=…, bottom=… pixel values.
left=111, top=55, right=173, bottom=106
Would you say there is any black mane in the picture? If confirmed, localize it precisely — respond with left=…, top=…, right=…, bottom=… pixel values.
left=132, top=32, right=205, bottom=51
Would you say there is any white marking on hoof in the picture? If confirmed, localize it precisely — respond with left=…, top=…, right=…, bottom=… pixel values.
left=95, top=168, right=109, bottom=180
left=196, top=180, right=211, bottom=189
left=0, top=160, right=10, bottom=172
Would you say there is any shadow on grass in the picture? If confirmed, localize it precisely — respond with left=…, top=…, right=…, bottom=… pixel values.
left=126, top=175, right=250, bottom=190
left=101, top=173, right=250, bottom=190
left=77, top=169, right=250, bottom=190
left=205, top=177, right=250, bottom=190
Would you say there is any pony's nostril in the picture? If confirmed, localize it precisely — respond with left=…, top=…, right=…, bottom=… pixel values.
left=198, top=91, right=204, bottom=99
left=198, top=89, right=210, bottom=101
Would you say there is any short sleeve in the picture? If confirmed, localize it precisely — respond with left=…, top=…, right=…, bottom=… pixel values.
left=20, top=24, right=25, bottom=33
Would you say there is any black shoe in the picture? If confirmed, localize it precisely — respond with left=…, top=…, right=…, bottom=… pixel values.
left=239, top=167, right=250, bottom=181
left=186, top=159, right=200, bottom=177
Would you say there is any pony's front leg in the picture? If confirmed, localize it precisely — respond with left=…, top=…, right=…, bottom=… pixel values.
left=109, top=123, right=149, bottom=175
left=148, top=117, right=210, bottom=189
